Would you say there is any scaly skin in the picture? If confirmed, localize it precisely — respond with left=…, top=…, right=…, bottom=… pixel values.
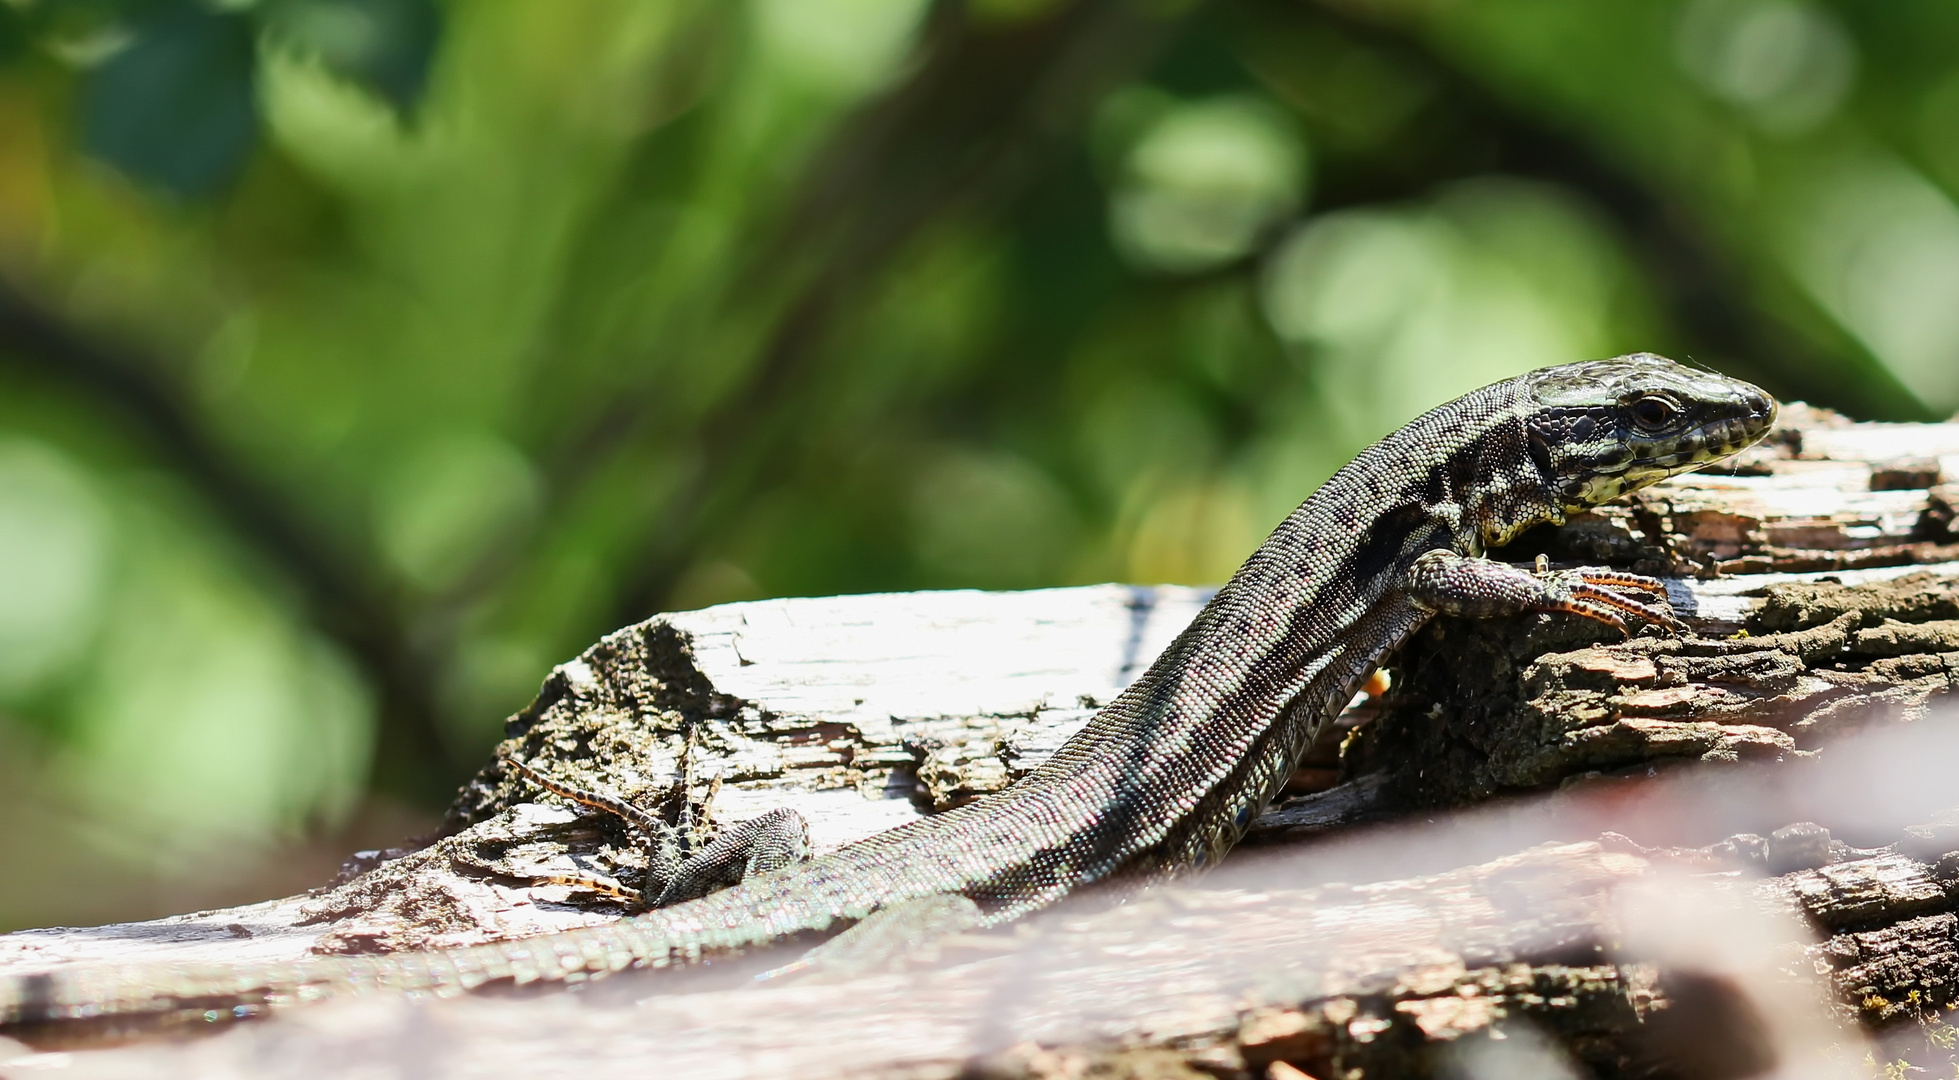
left=0, top=352, right=1776, bottom=1035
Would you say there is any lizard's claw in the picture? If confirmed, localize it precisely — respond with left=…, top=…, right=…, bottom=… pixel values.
left=1541, top=569, right=1686, bottom=636
left=1575, top=569, right=1670, bottom=599
left=529, top=874, right=644, bottom=906
left=1409, top=550, right=1686, bottom=637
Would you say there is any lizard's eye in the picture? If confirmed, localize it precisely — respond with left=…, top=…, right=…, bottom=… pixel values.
left=1629, top=395, right=1678, bottom=431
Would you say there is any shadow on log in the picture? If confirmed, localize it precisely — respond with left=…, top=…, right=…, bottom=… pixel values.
left=2, top=405, right=1957, bottom=1079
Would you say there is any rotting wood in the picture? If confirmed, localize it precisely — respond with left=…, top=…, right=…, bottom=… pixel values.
left=2, top=406, right=1958, bottom=1078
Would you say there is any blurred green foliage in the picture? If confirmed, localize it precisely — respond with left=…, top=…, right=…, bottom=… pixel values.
left=0, top=0, right=1952, bottom=928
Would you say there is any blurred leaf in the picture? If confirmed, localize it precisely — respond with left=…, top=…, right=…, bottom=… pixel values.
left=372, top=432, right=541, bottom=594
left=1107, top=93, right=1307, bottom=274
left=80, top=4, right=258, bottom=198
left=257, top=0, right=440, bottom=111
left=0, top=440, right=112, bottom=700
left=0, top=5, right=26, bottom=65
left=1675, top=0, right=1858, bottom=134
left=12, top=0, right=151, bottom=68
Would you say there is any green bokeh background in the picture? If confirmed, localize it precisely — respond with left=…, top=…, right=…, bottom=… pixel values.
left=0, top=0, right=1950, bottom=930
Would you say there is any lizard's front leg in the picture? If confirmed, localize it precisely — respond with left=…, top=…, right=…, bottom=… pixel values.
left=1406, top=548, right=1683, bottom=635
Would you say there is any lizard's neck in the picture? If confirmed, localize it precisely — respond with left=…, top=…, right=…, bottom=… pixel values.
left=946, top=390, right=1538, bottom=912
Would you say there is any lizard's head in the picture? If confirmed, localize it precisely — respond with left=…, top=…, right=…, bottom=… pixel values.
left=1521, top=352, right=1777, bottom=513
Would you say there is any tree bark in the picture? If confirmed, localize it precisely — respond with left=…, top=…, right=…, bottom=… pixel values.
left=2, top=405, right=1957, bottom=1079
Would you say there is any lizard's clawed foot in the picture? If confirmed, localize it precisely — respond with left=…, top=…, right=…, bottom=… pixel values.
left=1408, top=550, right=1685, bottom=637
left=1538, top=567, right=1685, bottom=636
left=528, top=874, right=644, bottom=907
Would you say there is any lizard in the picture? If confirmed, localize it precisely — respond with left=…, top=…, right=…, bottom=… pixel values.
left=0, top=352, right=1776, bottom=1037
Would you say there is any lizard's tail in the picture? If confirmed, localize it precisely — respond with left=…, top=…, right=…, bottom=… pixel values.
left=0, top=920, right=675, bottom=1043
left=0, top=825, right=926, bottom=1043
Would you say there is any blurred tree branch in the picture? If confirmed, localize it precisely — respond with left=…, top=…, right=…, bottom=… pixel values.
left=0, top=279, right=463, bottom=803
left=0, top=0, right=1933, bottom=820
left=0, top=0, right=1190, bottom=802
left=587, top=0, right=1940, bottom=626
left=1255, top=0, right=1928, bottom=421
left=584, top=0, right=1183, bottom=622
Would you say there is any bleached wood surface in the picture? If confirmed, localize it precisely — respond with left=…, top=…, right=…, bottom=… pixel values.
left=6, top=561, right=1948, bottom=977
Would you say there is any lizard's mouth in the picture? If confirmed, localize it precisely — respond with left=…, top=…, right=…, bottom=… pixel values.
left=1638, top=392, right=1777, bottom=471
left=1565, top=389, right=1777, bottom=508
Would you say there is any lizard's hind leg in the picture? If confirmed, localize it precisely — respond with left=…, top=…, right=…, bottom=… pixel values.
left=499, top=752, right=683, bottom=906
left=499, top=751, right=811, bottom=910
left=653, top=807, right=811, bottom=906
left=761, top=893, right=986, bottom=982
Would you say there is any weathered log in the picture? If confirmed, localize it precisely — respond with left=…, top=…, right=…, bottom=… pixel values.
left=2, top=405, right=1958, bottom=1078
left=8, top=771, right=1954, bottom=1080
